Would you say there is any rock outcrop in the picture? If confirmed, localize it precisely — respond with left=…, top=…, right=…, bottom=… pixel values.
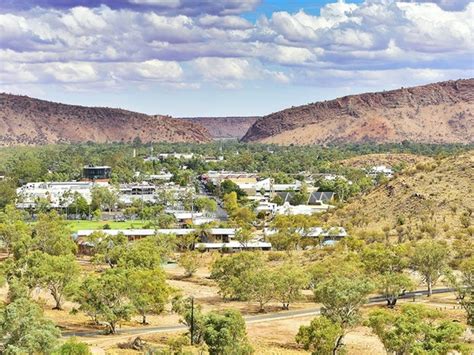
left=242, top=79, right=474, bottom=145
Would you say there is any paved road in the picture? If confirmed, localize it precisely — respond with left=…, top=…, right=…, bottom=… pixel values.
left=63, top=287, right=454, bottom=338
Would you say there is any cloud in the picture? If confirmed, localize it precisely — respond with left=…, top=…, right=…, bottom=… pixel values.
left=397, top=0, right=471, bottom=11
left=0, top=0, right=261, bottom=15
left=0, top=0, right=472, bottom=92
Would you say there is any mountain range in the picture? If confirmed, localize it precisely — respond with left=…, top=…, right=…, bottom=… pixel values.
left=242, top=79, right=474, bottom=145
left=1, top=78, right=473, bottom=146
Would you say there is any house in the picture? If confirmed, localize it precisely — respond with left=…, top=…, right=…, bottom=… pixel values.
left=275, top=202, right=333, bottom=215
left=275, top=191, right=335, bottom=205
left=369, top=165, right=394, bottom=178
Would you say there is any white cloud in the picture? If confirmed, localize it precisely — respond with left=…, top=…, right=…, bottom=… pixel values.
left=192, top=57, right=253, bottom=81
left=0, top=1, right=472, bottom=92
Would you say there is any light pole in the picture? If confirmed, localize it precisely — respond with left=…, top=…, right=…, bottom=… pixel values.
left=190, top=296, right=195, bottom=345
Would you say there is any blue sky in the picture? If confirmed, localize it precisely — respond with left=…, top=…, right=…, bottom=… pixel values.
left=0, top=0, right=472, bottom=117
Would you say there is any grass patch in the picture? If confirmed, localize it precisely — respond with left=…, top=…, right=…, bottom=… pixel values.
left=66, top=220, right=149, bottom=232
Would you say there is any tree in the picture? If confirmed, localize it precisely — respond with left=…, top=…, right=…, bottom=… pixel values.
left=171, top=295, right=206, bottom=345
left=368, top=304, right=465, bottom=355
left=410, top=240, right=449, bottom=296
left=54, top=338, right=91, bottom=355
left=119, top=236, right=166, bottom=270
left=223, top=191, right=239, bottom=215
left=313, top=275, right=373, bottom=353
left=245, top=268, right=275, bottom=312
left=128, top=268, right=170, bottom=325
left=362, top=243, right=408, bottom=274
left=33, top=211, right=77, bottom=256
left=231, top=207, right=255, bottom=228
left=448, top=256, right=474, bottom=325
left=29, top=253, right=80, bottom=310
left=88, top=231, right=128, bottom=268
left=178, top=251, right=202, bottom=277
left=234, top=227, right=253, bottom=248
left=220, top=180, right=246, bottom=199
left=460, top=257, right=474, bottom=325
left=273, top=263, right=308, bottom=310
left=68, top=193, right=90, bottom=218
left=0, top=180, right=16, bottom=209
left=377, top=272, right=414, bottom=308
left=0, top=297, right=60, bottom=354
left=296, top=316, right=344, bottom=355
left=76, top=269, right=134, bottom=333
left=90, top=186, right=118, bottom=213
left=203, top=309, right=253, bottom=355
left=194, top=197, right=217, bottom=213
left=0, top=206, right=32, bottom=259
left=210, top=252, right=265, bottom=300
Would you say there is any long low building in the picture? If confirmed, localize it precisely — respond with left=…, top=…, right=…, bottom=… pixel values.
left=75, top=228, right=271, bottom=252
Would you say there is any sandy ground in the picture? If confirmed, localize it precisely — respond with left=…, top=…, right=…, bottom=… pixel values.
left=1, top=255, right=471, bottom=354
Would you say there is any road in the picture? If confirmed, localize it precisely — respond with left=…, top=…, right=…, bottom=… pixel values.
left=63, top=287, right=454, bottom=339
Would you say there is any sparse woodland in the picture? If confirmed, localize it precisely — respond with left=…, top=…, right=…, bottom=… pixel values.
left=0, top=142, right=472, bottom=354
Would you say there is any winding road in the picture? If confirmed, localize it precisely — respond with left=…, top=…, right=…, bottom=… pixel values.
left=63, top=287, right=454, bottom=339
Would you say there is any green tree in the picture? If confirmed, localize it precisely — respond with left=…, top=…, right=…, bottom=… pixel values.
left=210, top=252, right=265, bottom=300
left=54, top=338, right=91, bottom=355
left=273, top=263, right=308, bottom=310
left=368, top=304, right=465, bottom=355
left=377, top=272, right=414, bottom=308
left=231, top=207, right=255, bottom=228
left=223, top=191, right=239, bottom=215
left=313, top=275, right=373, bottom=353
left=245, top=268, right=275, bottom=312
left=77, top=269, right=134, bottom=333
left=33, top=211, right=77, bottom=255
left=88, top=231, right=127, bottom=268
left=178, top=251, right=202, bottom=277
left=220, top=180, right=246, bottom=199
left=119, top=236, right=166, bottom=270
left=194, top=197, right=217, bottom=213
left=203, top=309, right=253, bottom=355
left=68, top=193, right=90, bottom=217
left=296, top=316, right=344, bottom=355
left=90, top=186, right=118, bottom=212
left=410, top=240, right=449, bottom=296
left=29, top=253, right=80, bottom=310
left=0, top=206, right=32, bottom=259
left=0, top=297, right=60, bottom=354
left=0, top=180, right=17, bottom=209
left=128, top=268, right=170, bottom=324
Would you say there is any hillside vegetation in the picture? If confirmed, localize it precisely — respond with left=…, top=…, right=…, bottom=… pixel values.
left=331, top=151, right=474, bottom=238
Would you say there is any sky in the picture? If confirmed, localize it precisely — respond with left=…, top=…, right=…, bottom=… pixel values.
left=0, top=0, right=473, bottom=117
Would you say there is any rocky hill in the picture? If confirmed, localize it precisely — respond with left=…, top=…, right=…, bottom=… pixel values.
left=330, top=151, right=474, bottom=237
left=242, top=79, right=474, bottom=145
left=180, top=116, right=258, bottom=139
left=0, top=94, right=211, bottom=146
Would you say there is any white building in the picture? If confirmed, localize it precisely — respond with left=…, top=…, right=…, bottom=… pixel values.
left=275, top=202, right=333, bottom=215
left=76, top=228, right=271, bottom=252
left=16, top=181, right=109, bottom=209
left=369, top=165, right=394, bottom=178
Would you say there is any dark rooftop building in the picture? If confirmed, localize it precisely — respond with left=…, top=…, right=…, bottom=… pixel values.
left=82, top=165, right=111, bottom=182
